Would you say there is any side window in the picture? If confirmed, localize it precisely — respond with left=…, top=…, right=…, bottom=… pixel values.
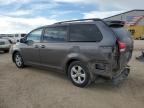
left=43, top=26, right=67, bottom=42
left=27, top=29, right=43, bottom=42
left=15, top=34, right=19, bottom=37
left=69, top=24, right=102, bottom=42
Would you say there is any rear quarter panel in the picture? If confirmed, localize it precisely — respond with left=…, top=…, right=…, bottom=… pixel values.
left=63, top=21, right=117, bottom=77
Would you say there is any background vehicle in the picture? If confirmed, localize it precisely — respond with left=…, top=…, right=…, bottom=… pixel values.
left=0, top=38, right=11, bottom=53
left=11, top=19, right=133, bottom=87
left=0, top=34, right=26, bottom=44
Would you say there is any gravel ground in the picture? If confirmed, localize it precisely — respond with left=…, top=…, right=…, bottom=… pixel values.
left=0, top=51, right=144, bottom=108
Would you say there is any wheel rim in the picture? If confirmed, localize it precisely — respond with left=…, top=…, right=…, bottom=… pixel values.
left=15, top=54, right=22, bottom=67
left=70, top=65, right=86, bottom=84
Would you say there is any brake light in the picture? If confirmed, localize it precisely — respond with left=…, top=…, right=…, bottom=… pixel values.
left=118, top=41, right=126, bottom=52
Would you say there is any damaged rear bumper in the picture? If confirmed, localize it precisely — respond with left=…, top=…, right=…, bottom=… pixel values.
left=111, top=67, right=130, bottom=85
left=87, top=61, right=130, bottom=84
left=94, top=67, right=130, bottom=85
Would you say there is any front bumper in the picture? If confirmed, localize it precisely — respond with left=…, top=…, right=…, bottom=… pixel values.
left=0, top=44, right=11, bottom=48
left=0, top=45, right=11, bottom=51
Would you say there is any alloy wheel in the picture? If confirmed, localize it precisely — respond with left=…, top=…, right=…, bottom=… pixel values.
left=15, top=54, right=22, bottom=67
left=70, top=65, right=86, bottom=84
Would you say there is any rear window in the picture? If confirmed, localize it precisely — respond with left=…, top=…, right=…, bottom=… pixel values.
left=69, top=24, right=102, bottom=42
left=112, top=27, right=131, bottom=41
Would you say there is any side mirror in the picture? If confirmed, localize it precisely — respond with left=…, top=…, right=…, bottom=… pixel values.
left=20, top=38, right=26, bottom=43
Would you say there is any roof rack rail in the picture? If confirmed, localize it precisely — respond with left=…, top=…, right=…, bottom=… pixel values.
left=55, top=18, right=101, bottom=24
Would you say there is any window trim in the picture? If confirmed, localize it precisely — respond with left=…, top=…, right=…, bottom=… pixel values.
left=25, top=28, right=43, bottom=43
left=41, top=26, right=68, bottom=43
left=68, top=23, right=103, bottom=42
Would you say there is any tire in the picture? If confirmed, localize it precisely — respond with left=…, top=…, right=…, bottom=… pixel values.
left=14, top=52, right=25, bottom=68
left=68, top=61, right=91, bottom=87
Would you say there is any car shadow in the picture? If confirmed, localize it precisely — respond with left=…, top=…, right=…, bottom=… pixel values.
left=22, top=65, right=123, bottom=91
left=24, top=65, right=68, bottom=81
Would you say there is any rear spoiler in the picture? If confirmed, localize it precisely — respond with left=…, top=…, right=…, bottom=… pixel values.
left=104, top=20, right=125, bottom=27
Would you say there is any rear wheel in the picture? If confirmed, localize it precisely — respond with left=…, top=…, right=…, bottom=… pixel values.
left=14, top=52, right=24, bottom=68
left=68, top=61, right=91, bottom=87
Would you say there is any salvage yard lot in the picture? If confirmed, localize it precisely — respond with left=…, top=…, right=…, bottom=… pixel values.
left=0, top=51, right=144, bottom=108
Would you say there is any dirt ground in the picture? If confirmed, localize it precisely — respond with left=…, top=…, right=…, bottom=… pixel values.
left=0, top=51, right=144, bottom=108
left=134, top=40, right=144, bottom=50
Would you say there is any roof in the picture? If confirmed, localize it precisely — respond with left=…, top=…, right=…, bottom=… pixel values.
left=54, top=18, right=101, bottom=24
left=104, top=9, right=144, bottom=20
left=36, top=18, right=102, bottom=29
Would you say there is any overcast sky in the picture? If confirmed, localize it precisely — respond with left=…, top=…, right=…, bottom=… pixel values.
left=0, top=0, right=143, bottom=33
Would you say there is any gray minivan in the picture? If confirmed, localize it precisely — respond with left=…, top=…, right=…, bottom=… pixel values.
left=11, top=19, right=133, bottom=87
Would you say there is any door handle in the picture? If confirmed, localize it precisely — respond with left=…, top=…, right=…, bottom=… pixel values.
left=40, top=45, right=45, bottom=48
left=35, top=45, right=39, bottom=48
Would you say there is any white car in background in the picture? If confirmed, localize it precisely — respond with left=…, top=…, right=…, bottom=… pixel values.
left=0, top=38, right=11, bottom=53
left=6, top=35, right=19, bottom=43
left=1, top=34, right=26, bottom=44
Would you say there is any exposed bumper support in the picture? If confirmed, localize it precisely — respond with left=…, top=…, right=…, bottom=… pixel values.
left=111, top=68, right=130, bottom=85
left=94, top=67, right=130, bottom=85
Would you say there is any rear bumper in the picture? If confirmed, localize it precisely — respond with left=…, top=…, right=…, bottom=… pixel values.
left=111, top=67, right=130, bottom=85
left=94, top=67, right=130, bottom=85
left=88, top=61, right=130, bottom=82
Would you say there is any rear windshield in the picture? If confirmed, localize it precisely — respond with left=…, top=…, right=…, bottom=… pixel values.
left=112, top=27, right=131, bottom=41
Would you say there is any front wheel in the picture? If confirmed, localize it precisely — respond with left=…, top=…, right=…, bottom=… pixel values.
left=68, top=61, right=91, bottom=87
left=14, top=52, right=25, bottom=68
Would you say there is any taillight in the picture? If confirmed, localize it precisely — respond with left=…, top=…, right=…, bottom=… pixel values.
left=118, top=41, right=126, bottom=52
